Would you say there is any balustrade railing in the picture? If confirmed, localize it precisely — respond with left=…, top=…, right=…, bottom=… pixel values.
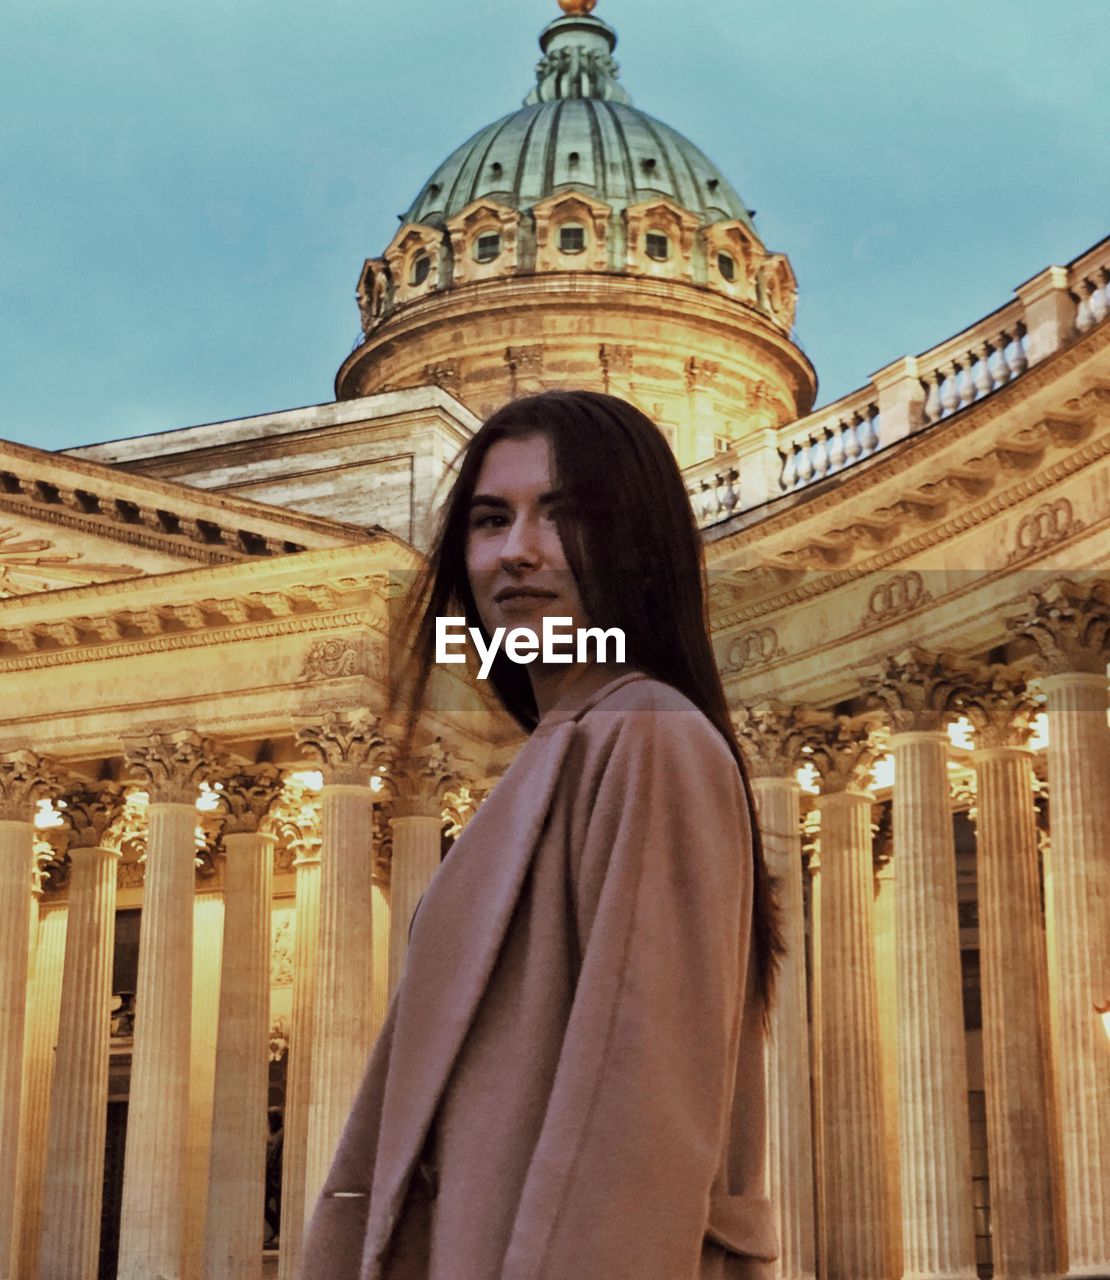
left=686, top=233, right=1110, bottom=527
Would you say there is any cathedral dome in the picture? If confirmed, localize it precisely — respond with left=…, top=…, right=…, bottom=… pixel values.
left=336, top=0, right=816, bottom=465
left=404, top=100, right=754, bottom=233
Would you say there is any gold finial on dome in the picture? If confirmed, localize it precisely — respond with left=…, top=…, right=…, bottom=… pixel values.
left=557, top=0, right=597, bottom=13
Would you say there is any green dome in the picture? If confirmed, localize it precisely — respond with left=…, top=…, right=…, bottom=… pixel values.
left=402, top=10, right=755, bottom=232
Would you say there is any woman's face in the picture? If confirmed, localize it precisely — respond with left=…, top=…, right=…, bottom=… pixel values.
left=465, top=433, right=591, bottom=643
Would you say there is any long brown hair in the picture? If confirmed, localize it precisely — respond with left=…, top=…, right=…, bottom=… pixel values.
left=398, top=389, right=784, bottom=1014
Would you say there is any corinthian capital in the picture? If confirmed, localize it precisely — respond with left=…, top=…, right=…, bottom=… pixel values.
left=958, top=667, right=1040, bottom=751
left=800, top=715, right=881, bottom=794
left=295, top=709, right=390, bottom=786
left=59, top=780, right=126, bottom=848
left=863, top=647, right=968, bottom=733
left=122, top=730, right=227, bottom=805
left=732, top=703, right=813, bottom=779
left=388, top=739, right=462, bottom=818
left=1007, top=578, right=1110, bottom=675
left=212, top=763, right=286, bottom=834
left=0, top=749, right=67, bottom=822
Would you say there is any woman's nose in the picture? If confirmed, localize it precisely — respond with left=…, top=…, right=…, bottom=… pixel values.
left=499, top=514, right=541, bottom=567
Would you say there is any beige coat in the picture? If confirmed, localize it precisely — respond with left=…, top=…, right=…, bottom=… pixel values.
left=301, top=671, right=777, bottom=1280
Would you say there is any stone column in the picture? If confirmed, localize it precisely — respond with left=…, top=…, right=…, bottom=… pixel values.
left=184, top=875, right=225, bottom=1280
left=276, top=820, right=322, bottom=1280
left=39, top=783, right=125, bottom=1279
left=805, top=717, right=890, bottom=1280
left=297, top=711, right=389, bottom=1217
left=117, top=731, right=222, bottom=1280
left=734, top=705, right=817, bottom=1280
left=203, top=765, right=285, bottom=1280
left=963, top=672, right=1057, bottom=1278
left=0, top=750, right=61, bottom=1280
left=867, top=650, right=977, bottom=1280
left=1010, top=581, right=1110, bottom=1276
left=387, top=743, right=458, bottom=1002
left=14, top=851, right=68, bottom=1280
left=872, top=840, right=902, bottom=1272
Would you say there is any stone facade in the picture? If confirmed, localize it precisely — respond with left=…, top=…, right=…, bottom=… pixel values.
left=3, top=2, right=1109, bottom=1277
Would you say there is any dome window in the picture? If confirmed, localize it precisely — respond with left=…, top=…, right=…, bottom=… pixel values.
left=717, top=252, right=737, bottom=282
left=474, top=232, right=502, bottom=263
left=641, top=157, right=657, bottom=174
left=558, top=224, right=586, bottom=255
left=645, top=231, right=671, bottom=261
left=568, top=151, right=580, bottom=166
left=410, top=253, right=431, bottom=286
left=490, top=162, right=503, bottom=179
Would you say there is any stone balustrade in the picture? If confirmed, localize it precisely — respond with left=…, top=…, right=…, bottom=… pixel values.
left=686, top=233, right=1109, bottom=527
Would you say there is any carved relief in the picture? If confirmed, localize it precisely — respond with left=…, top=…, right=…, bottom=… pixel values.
left=0, top=525, right=142, bottom=597
left=0, top=750, right=67, bottom=822
left=801, top=715, right=881, bottom=794
left=271, top=909, right=294, bottom=987
left=957, top=667, right=1039, bottom=750
left=866, top=571, right=933, bottom=622
left=213, top=763, right=286, bottom=834
left=300, top=634, right=385, bottom=682
left=1005, top=497, right=1085, bottom=564
left=58, top=781, right=126, bottom=849
left=720, top=626, right=786, bottom=674
left=387, top=739, right=461, bottom=819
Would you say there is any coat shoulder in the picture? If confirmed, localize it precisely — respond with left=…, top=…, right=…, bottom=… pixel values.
left=575, top=675, right=736, bottom=767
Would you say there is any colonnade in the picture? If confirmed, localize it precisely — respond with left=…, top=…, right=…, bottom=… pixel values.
left=1, top=578, right=1106, bottom=1280
left=737, top=579, right=1109, bottom=1280
left=0, top=712, right=467, bottom=1280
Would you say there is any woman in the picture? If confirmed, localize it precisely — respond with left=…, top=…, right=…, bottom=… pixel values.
left=302, top=390, right=782, bottom=1280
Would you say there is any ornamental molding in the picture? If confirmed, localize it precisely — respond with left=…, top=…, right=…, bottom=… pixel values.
left=760, top=407, right=1104, bottom=575
left=712, top=425, right=1110, bottom=637
left=708, top=333, right=1109, bottom=557
left=299, top=632, right=387, bottom=682
left=0, top=479, right=306, bottom=563
left=0, top=605, right=381, bottom=674
left=865, top=570, right=933, bottom=622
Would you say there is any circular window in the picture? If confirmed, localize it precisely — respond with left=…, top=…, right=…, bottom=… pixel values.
left=474, top=232, right=502, bottom=263
left=409, top=253, right=431, bottom=286
left=717, top=252, right=737, bottom=282
left=558, top=224, right=586, bottom=254
left=645, top=231, right=671, bottom=261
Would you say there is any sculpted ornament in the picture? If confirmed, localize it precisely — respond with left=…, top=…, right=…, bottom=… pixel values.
left=957, top=668, right=1040, bottom=750
left=442, top=784, right=481, bottom=839
left=1007, top=578, right=1110, bottom=675
left=58, top=780, right=126, bottom=848
left=213, top=763, right=286, bottom=834
left=1005, top=498, right=1084, bottom=565
left=800, top=715, right=882, bottom=794
left=300, top=635, right=385, bottom=682
left=271, top=909, right=294, bottom=987
left=732, top=703, right=813, bottom=779
left=388, top=739, right=462, bottom=819
left=122, top=730, right=228, bottom=806
left=863, top=647, right=968, bottom=733
left=296, top=709, right=390, bottom=786
left=0, top=749, right=67, bottom=822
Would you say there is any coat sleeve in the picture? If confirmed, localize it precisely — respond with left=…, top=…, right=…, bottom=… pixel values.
left=501, top=701, right=754, bottom=1280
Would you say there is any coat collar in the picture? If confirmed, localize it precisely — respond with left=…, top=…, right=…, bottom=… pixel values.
left=358, top=668, right=648, bottom=1276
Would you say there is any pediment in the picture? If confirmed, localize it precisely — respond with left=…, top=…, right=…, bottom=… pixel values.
left=0, top=435, right=364, bottom=600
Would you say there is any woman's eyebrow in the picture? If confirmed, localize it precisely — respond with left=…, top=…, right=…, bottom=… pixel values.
left=469, top=489, right=564, bottom=507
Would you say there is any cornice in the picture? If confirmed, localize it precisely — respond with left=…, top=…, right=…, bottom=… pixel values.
left=0, top=571, right=393, bottom=670
left=706, top=330, right=1109, bottom=556
left=712, top=398, right=1109, bottom=633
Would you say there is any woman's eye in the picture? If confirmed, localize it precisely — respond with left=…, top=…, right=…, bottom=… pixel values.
left=470, top=512, right=508, bottom=530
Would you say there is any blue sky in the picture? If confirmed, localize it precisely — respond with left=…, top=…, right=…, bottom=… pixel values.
left=2, top=0, right=1106, bottom=451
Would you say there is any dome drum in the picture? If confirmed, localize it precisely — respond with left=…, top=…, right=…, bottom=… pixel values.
left=356, top=194, right=797, bottom=341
